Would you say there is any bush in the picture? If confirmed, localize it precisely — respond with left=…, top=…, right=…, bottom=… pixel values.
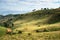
left=16, top=30, right=23, bottom=34
left=28, top=33, right=31, bottom=36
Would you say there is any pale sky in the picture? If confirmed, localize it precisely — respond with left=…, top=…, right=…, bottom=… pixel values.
left=0, top=0, right=60, bottom=15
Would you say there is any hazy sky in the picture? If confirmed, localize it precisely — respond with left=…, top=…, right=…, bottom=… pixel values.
left=0, top=0, right=60, bottom=15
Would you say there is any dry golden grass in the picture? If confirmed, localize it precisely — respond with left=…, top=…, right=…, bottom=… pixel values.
left=0, top=15, right=60, bottom=40
left=0, top=31, right=60, bottom=40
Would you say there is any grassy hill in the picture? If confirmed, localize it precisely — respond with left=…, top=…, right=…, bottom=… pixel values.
left=0, top=8, right=60, bottom=40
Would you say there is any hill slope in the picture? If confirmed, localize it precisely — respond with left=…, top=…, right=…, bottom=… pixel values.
left=0, top=8, right=60, bottom=40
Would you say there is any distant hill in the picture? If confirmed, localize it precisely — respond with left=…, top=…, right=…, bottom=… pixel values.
left=0, top=8, right=60, bottom=27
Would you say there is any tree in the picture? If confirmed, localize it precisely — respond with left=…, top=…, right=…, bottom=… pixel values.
left=41, top=8, right=43, bottom=10
left=44, top=8, right=47, bottom=10
left=32, top=9, right=36, bottom=11
left=3, top=22, right=8, bottom=28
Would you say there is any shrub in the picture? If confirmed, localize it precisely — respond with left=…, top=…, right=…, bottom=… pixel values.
left=28, top=33, right=31, bottom=36
left=18, top=30, right=23, bottom=34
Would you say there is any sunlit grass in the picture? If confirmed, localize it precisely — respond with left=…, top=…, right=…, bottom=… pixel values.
left=0, top=26, right=6, bottom=37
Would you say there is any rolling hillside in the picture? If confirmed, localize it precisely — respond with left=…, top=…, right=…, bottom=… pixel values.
left=0, top=8, right=60, bottom=40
